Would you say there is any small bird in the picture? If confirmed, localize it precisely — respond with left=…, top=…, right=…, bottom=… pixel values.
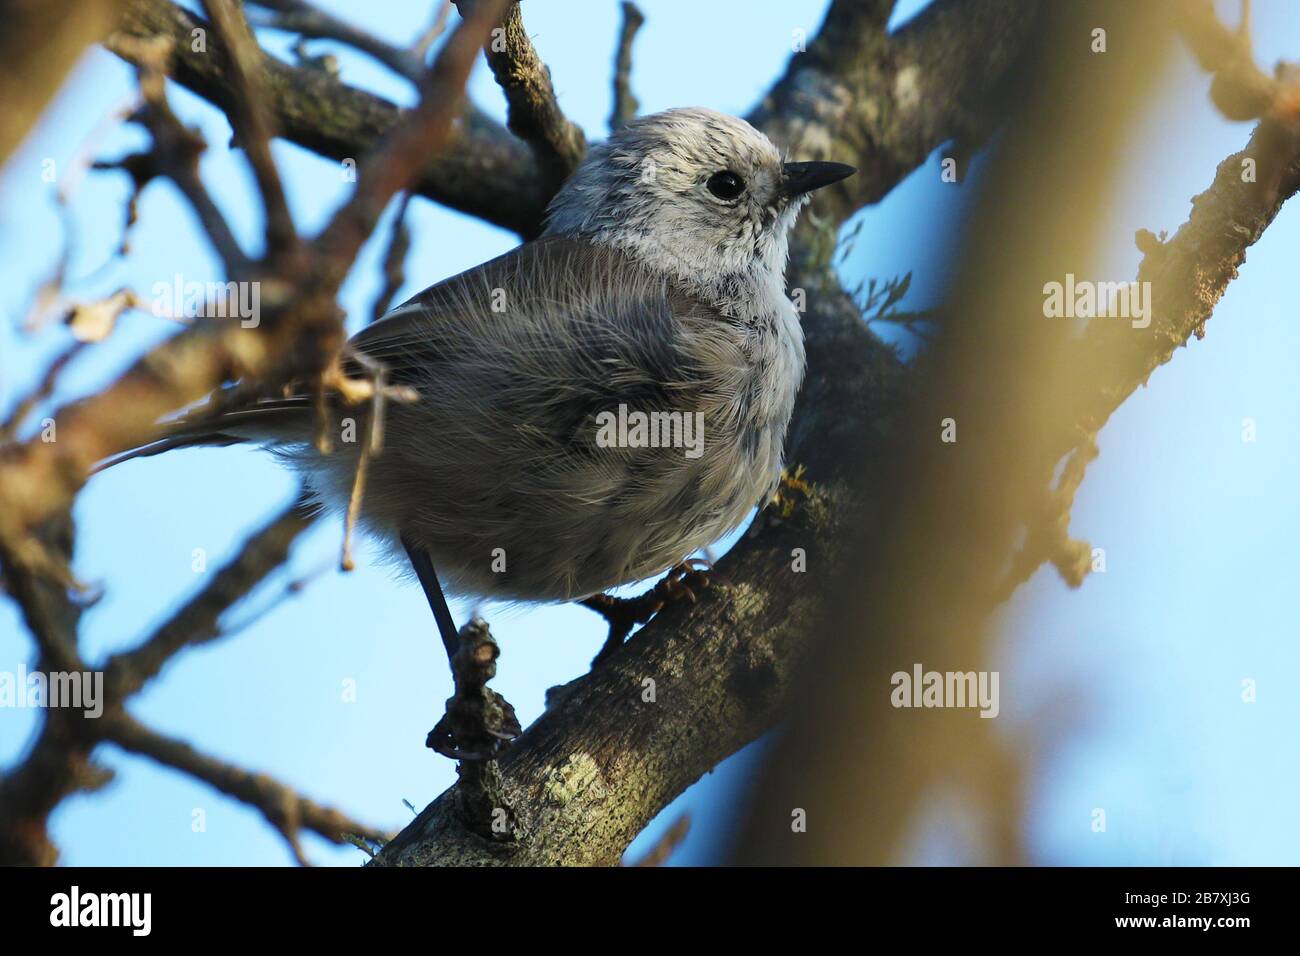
left=110, top=107, right=854, bottom=657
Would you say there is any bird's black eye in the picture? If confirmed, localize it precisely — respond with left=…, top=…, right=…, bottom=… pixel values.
left=706, top=170, right=745, bottom=201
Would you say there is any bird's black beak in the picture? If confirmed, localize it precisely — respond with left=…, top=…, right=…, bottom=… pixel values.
left=782, top=161, right=857, bottom=197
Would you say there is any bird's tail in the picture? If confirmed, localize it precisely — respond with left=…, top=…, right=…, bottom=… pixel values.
left=92, top=398, right=315, bottom=473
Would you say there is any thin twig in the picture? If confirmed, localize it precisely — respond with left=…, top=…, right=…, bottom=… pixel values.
left=313, top=0, right=508, bottom=273
left=248, top=0, right=451, bottom=85
left=453, top=0, right=586, bottom=185
left=369, top=192, right=413, bottom=325
left=102, top=711, right=391, bottom=865
left=104, top=492, right=317, bottom=699
left=201, top=0, right=299, bottom=259
left=122, top=34, right=251, bottom=276
left=340, top=412, right=374, bottom=572
left=609, top=1, right=644, bottom=131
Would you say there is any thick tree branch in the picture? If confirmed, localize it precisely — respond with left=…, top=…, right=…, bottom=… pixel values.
left=0, top=0, right=130, bottom=164
left=750, top=0, right=1039, bottom=225
left=367, top=0, right=1035, bottom=869
left=373, top=243, right=905, bottom=866
left=370, top=0, right=1043, bottom=867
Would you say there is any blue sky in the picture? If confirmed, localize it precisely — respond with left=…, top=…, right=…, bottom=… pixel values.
left=2, top=0, right=1298, bottom=865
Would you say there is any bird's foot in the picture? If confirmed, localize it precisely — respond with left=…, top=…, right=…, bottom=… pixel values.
left=426, top=618, right=522, bottom=761
left=579, top=559, right=715, bottom=667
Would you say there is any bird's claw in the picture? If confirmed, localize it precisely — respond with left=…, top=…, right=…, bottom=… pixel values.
left=579, top=560, right=718, bottom=667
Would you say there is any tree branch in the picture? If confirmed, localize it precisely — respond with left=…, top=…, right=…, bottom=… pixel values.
left=0, top=0, right=131, bottom=164
left=608, top=1, right=644, bottom=131
left=201, top=0, right=299, bottom=259
left=750, top=0, right=1040, bottom=225
left=0, top=0, right=503, bottom=865
left=121, top=33, right=252, bottom=275
left=108, top=0, right=550, bottom=236
left=0, top=514, right=100, bottom=866
left=370, top=0, right=1300, bottom=868
left=246, top=0, right=450, bottom=85
left=0, top=0, right=502, bottom=554
left=310, top=0, right=507, bottom=278
left=102, top=711, right=389, bottom=864
left=104, top=492, right=317, bottom=700
left=453, top=0, right=586, bottom=189
left=373, top=245, right=905, bottom=866
left=14, top=0, right=1288, bottom=870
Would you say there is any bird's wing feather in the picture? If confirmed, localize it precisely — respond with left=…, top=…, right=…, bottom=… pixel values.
left=346, top=235, right=700, bottom=379
left=99, top=236, right=712, bottom=471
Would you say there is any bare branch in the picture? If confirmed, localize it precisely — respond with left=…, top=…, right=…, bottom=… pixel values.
left=201, top=0, right=299, bottom=259
left=0, top=494, right=320, bottom=864
left=0, top=1, right=499, bottom=551
left=608, top=1, right=644, bottom=131
left=750, top=0, right=1040, bottom=225
left=1060, top=118, right=1300, bottom=494
left=107, top=0, right=550, bottom=236
left=425, top=619, right=520, bottom=764
left=454, top=0, right=587, bottom=187
left=104, top=493, right=317, bottom=699
left=121, top=34, right=252, bottom=275
left=0, top=512, right=98, bottom=866
left=102, top=711, right=390, bottom=863
left=248, top=0, right=450, bottom=85
left=313, top=0, right=509, bottom=274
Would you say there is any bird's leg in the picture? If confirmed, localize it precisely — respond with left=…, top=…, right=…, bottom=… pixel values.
left=402, top=537, right=519, bottom=761
left=579, top=559, right=714, bottom=667
left=402, top=536, right=460, bottom=665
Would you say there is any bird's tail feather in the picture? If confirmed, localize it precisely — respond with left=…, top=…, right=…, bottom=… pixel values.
left=92, top=398, right=314, bottom=474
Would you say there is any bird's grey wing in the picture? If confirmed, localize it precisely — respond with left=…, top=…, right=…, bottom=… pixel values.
left=104, top=238, right=647, bottom=465
left=346, top=235, right=696, bottom=384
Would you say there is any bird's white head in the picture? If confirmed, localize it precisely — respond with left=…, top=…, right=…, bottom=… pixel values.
left=543, top=107, right=855, bottom=309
